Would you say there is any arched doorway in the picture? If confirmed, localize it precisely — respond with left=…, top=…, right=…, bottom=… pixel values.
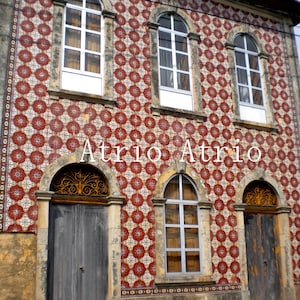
left=47, top=163, right=110, bottom=300
left=243, top=180, right=280, bottom=300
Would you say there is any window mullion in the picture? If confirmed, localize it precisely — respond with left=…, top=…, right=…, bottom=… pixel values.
left=172, top=32, right=178, bottom=89
left=81, top=8, right=86, bottom=72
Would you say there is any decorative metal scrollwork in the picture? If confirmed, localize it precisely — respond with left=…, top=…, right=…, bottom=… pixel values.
left=243, top=181, right=277, bottom=206
left=51, top=164, right=109, bottom=197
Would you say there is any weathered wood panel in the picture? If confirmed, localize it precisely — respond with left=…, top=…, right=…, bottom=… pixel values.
left=244, top=213, right=280, bottom=300
left=47, top=204, right=107, bottom=300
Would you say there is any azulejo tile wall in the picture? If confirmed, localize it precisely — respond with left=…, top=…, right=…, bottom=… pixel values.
left=1, top=0, right=299, bottom=290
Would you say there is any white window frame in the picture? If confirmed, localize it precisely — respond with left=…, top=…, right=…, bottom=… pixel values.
left=158, top=14, right=193, bottom=110
left=234, top=34, right=266, bottom=123
left=61, top=0, right=104, bottom=95
left=164, top=174, right=202, bottom=274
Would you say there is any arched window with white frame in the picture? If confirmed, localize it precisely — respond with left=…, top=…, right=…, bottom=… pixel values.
left=234, top=33, right=266, bottom=123
left=163, top=173, right=201, bottom=274
left=158, top=13, right=193, bottom=110
left=62, top=0, right=103, bottom=95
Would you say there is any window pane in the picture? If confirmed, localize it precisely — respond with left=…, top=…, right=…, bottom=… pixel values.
left=64, top=49, right=80, bottom=69
left=246, top=36, right=258, bottom=52
left=86, top=13, right=101, bottom=31
left=252, top=89, right=263, bottom=105
left=177, top=73, right=190, bottom=91
left=167, top=251, right=181, bottom=272
left=176, top=54, right=188, bottom=71
left=234, top=35, right=244, bottom=48
left=250, top=71, right=261, bottom=87
left=174, top=15, right=187, bottom=33
left=182, top=177, right=197, bottom=200
left=175, top=36, right=187, bottom=52
left=159, top=14, right=171, bottom=29
left=186, top=251, right=200, bottom=272
left=86, top=32, right=100, bottom=52
left=237, top=68, right=248, bottom=85
left=165, top=204, right=179, bottom=224
left=85, top=53, right=100, bottom=73
left=166, top=227, right=180, bottom=248
left=185, top=228, right=199, bottom=248
left=86, top=0, right=101, bottom=10
left=235, top=52, right=245, bottom=67
left=159, top=49, right=172, bottom=68
left=159, top=31, right=171, bottom=48
left=66, top=8, right=81, bottom=27
left=239, top=86, right=250, bottom=103
left=164, top=176, right=179, bottom=199
left=249, top=54, right=259, bottom=70
left=184, top=205, right=198, bottom=224
left=160, top=69, right=173, bottom=88
left=65, top=28, right=81, bottom=48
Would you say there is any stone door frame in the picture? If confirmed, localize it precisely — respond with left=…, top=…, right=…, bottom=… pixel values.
left=35, top=149, right=124, bottom=300
left=234, top=168, right=295, bottom=300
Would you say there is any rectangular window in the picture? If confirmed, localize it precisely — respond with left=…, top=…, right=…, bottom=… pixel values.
left=61, top=1, right=103, bottom=95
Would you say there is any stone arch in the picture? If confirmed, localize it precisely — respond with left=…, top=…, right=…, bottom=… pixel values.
left=153, top=160, right=208, bottom=202
left=148, top=4, right=197, bottom=34
left=226, top=24, right=265, bottom=54
left=235, top=168, right=285, bottom=207
left=39, top=148, right=121, bottom=197
left=101, top=0, right=113, bottom=11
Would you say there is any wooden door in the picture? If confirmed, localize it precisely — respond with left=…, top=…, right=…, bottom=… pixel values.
left=47, top=204, right=107, bottom=300
left=244, top=213, right=280, bottom=300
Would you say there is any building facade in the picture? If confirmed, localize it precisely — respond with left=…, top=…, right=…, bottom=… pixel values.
left=0, top=0, right=300, bottom=299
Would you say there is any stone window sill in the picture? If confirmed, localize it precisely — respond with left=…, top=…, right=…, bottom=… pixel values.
left=48, top=88, right=116, bottom=108
left=155, top=274, right=215, bottom=286
left=151, top=105, right=206, bottom=122
left=233, top=118, right=278, bottom=133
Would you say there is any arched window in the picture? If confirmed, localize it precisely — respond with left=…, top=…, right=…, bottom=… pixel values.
left=164, top=174, right=201, bottom=273
left=62, top=0, right=103, bottom=94
left=233, top=34, right=266, bottom=123
left=158, top=13, right=193, bottom=110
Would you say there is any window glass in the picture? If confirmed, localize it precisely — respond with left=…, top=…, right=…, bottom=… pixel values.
left=165, top=204, right=179, bottom=224
left=176, top=54, right=188, bottom=71
left=239, top=86, right=250, bottom=103
left=159, top=14, right=171, bottom=29
left=249, top=54, right=259, bottom=70
left=86, top=32, right=100, bottom=52
left=159, top=49, right=173, bottom=68
left=66, top=8, right=81, bottom=27
left=252, top=89, right=263, bottom=105
left=167, top=252, right=181, bottom=272
left=65, top=28, right=81, bottom=48
left=234, top=35, right=244, bottom=48
left=85, top=53, right=100, bottom=73
left=174, top=14, right=187, bottom=33
left=235, top=52, right=245, bottom=66
left=184, top=205, right=198, bottom=224
left=237, top=68, right=248, bottom=85
left=175, top=36, right=187, bottom=52
left=86, top=13, right=101, bottom=31
left=159, top=31, right=171, bottom=48
left=246, top=36, right=258, bottom=52
left=186, top=251, right=200, bottom=272
left=64, top=49, right=80, bottom=69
